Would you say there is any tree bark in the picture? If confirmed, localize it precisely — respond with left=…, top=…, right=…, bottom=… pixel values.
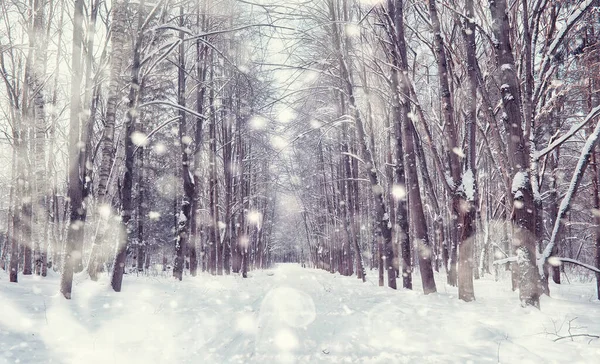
left=388, top=0, right=436, bottom=294
left=88, top=0, right=128, bottom=281
left=60, top=0, right=85, bottom=299
left=111, top=0, right=146, bottom=292
left=174, top=6, right=190, bottom=281
left=31, top=0, right=48, bottom=277
left=328, top=0, right=377, bottom=285
left=489, top=0, right=541, bottom=308
left=455, top=0, right=479, bottom=302
left=385, top=0, right=412, bottom=289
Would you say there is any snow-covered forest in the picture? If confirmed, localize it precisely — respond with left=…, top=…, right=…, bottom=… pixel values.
left=1, top=0, right=600, bottom=362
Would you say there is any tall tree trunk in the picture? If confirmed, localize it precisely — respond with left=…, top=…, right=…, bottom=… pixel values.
left=455, top=0, right=479, bottom=302
left=489, top=0, right=541, bottom=308
left=60, top=0, right=85, bottom=299
left=404, top=115, right=437, bottom=294
left=222, top=99, right=233, bottom=275
left=174, top=6, right=190, bottom=281
left=20, top=26, right=34, bottom=277
left=588, top=36, right=600, bottom=298
left=426, top=0, right=462, bottom=288
left=414, top=131, right=441, bottom=274
left=111, top=0, right=146, bottom=292
left=548, top=122, right=561, bottom=285
left=8, top=131, right=20, bottom=282
left=232, top=113, right=245, bottom=274
left=136, top=145, right=146, bottom=273
left=389, top=0, right=436, bottom=294
left=31, top=0, right=48, bottom=277
left=591, top=147, right=600, bottom=298
left=386, top=0, right=412, bottom=290
left=327, top=0, right=371, bottom=284
left=208, top=53, right=221, bottom=275
left=46, top=0, right=65, bottom=273
left=88, top=0, right=128, bottom=281
left=240, top=143, right=248, bottom=278
left=190, top=0, right=209, bottom=277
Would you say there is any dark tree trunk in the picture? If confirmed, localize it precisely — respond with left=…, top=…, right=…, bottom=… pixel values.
left=455, top=0, right=479, bottom=302
left=110, top=0, right=146, bottom=292
left=489, top=0, right=541, bottom=308
left=9, top=138, right=20, bottom=282
left=174, top=7, right=191, bottom=281
left=327, top=0, right=371, bottom=285
left=385, top=0, right=412, bottom=290
left=387, top=0, right=436, bottom=294
left=136, top=146, right=146, bottom=273
left=209, top=63, right=220, bottom=275
left=548, top=136, right=562, bottom=285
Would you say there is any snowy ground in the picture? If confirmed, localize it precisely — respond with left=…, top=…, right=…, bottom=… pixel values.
left=1, top=264, right=599, bottom=364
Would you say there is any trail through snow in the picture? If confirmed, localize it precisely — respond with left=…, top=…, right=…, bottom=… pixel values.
left=1, top=264, right=599, bottom=363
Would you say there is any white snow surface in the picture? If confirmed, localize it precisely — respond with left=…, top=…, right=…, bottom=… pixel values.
left=1, top=264, right=599, bottom=363
left=511, top=171, right=528, bottom=194
left=460, top=169, right=475, bottom=201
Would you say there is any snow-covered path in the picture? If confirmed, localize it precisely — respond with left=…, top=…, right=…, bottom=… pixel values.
left=1, top=264, right=599, bottom=363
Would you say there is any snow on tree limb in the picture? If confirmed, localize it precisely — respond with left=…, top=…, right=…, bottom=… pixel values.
left=132, top=116, right=181, bottom=157
left=535, top=0, right=595, bottom=95
left=498, top=116, right=600, bottom=274
left=543, top=0, right=594, bottom=63
left=459, top=169, right=475, bottom=201
left=139, top=100, right=207, bottom=120
left=493, top=256, right=600, bottom=274
left=493, top=256, right=517, bottom=265
left=511, top=171, right=528, bottom=195
left=557, top=258, right=600, bottom=274
left=542, top=117, right=600, bottom=262
left=341, top=152, right=365, bottom=165
left=534, top=105, right=600, bottom=160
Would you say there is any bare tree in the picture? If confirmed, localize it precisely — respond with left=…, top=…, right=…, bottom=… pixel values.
left=60, top=0, right=86, bottom=299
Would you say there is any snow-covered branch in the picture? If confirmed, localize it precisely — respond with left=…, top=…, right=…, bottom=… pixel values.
left=493, top=256, right=517, bottom=265
left=492, top=256, right=600, bottom=275
left=535, top=0, right=595, bottom=99
left=534, top=105, right=600, bottom=160
left=138, top=100, right=207, bottom=120
left=557, top=258, right=600, bottom=274
left=542, top=117, right=600, bottom=262
left=341, top=152, right=365, bottom=165
left=132, top=116, right=181, bottom=156
left=541, top=0, right=594, bottom=68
